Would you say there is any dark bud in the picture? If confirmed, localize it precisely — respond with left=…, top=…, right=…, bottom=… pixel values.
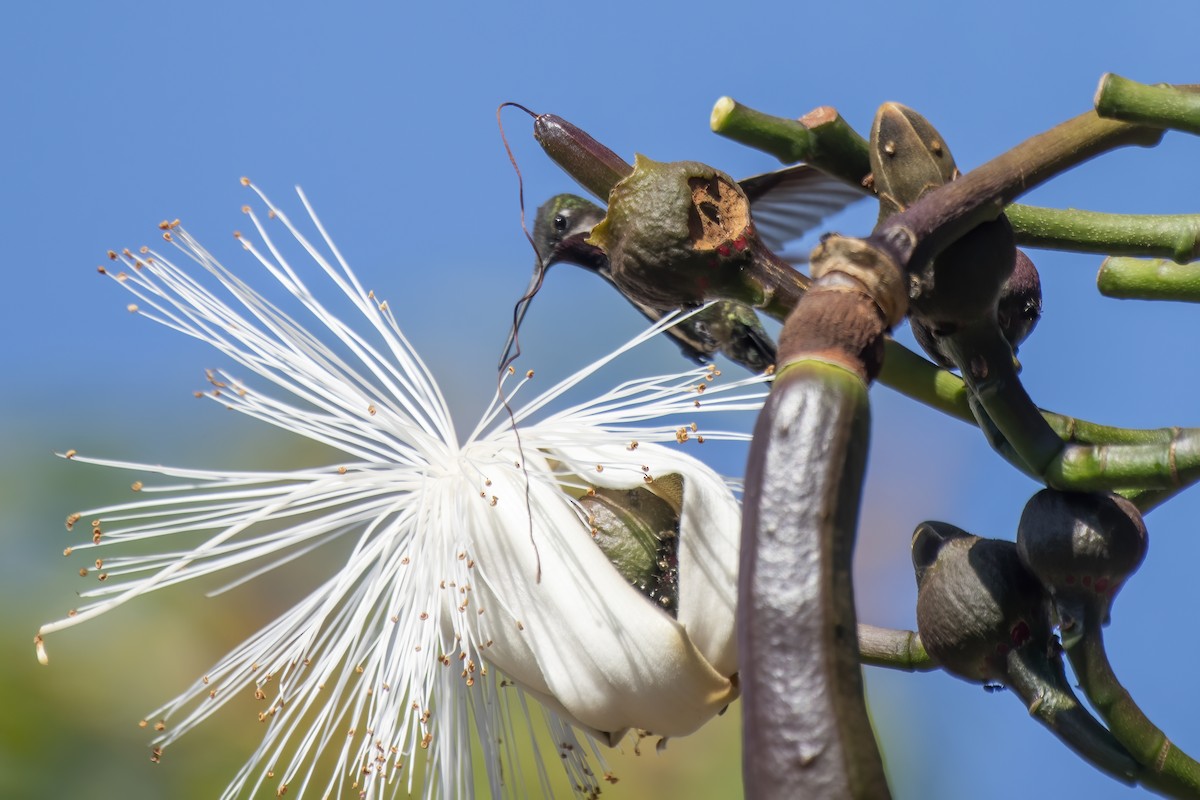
left=914, top=522, right=1141, bottom=784
left=1016, top=490, right=1147, bottom=645
left=910, top=247, right=1043, bottom=368
left=533, top=114, right=634, bottom=203
left=870, top=102, right=1014, bottom=326
left=996, top=249, right=1043, bottom=354
left=912, top=521, right=1052, bottom=685
left=869, top=102, right=959, bottom=221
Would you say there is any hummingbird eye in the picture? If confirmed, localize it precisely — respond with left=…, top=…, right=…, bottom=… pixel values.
left=553, top=213, right=568, bottom=233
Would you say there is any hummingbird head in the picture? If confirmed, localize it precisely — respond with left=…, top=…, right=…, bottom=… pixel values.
left=532, top=194, right=608, bottom=272
left=500, top=194, right=610, bottom=370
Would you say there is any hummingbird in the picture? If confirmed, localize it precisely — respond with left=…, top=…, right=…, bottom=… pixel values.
left=515, top=164, right=868, bottom=374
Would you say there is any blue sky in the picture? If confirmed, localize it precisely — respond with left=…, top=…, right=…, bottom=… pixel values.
left=4, top=2, right=1200, bottom=798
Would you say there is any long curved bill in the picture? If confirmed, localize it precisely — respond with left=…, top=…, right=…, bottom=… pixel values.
left=499, top=263, right=545, bottom=371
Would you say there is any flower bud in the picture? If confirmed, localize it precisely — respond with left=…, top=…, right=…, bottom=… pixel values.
left=870, top=102, right=1015, bottom=326
left=997, top=249, right=1043, bottom=354
left=589, top=155, right=759, bottom=310
left=1016, top=490, right=1147, bottom=646
left=910, top=247, right=1043, bottom=368
left=870, top=102, right=959, bottom=222
left=912, top=521, right=1051, bottom=684
left=912, top=522, right=1142, bottom=783
left=534, top=113, right=634, bottom=202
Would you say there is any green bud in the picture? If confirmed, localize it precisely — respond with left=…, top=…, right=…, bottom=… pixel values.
left=590, top=155, right=759, bottom=310
left=579, top=480, right=681, bottom=614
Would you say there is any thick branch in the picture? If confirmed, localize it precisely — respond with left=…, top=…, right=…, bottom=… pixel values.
left=873, top=110, right=1163, bottom=269
left=740, top=284, right=893, bottom=800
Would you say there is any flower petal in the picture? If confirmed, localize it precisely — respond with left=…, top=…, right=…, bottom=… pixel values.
left=460, top=453, right=736, bottom=740
left=546, top=440, right=741, bottom=678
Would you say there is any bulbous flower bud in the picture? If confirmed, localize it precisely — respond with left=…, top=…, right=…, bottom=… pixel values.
left=911, top=247, right=1043, bottom=368
left=1016, top=489, right=1147, bottom=645
left=913, top=522, right=1142, bottom=784
left=589, top=155, right=760, bottom=310
left=996, top=249, right=1043, bottom=355
left=912, top=521, right=1051, bottom=684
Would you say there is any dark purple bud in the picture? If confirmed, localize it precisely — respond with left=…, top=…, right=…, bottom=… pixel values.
left=912, top=522, right=1052, bottom=685
left=1016, top=490, right=1147, bottom=644
left=534, top=114, right=633, bottom=202
left=997, top=249, right=1043, bottom=354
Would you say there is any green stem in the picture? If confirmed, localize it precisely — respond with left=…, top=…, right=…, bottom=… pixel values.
left=942, top=324, right=1065, bottom=476
left=1066, top=428, right=1200, bottom=513
left=880, top=336, right=1200, bottom=462
left=1045, top=427, right=1200, bottom=491
left=1003, top=642, right=1140, bottom=786
left=856, top=624, right=936, bottom=672
left=1095, top=74, right=1200, bottom=136
left=1120, top=488, right=1183, bottom=514
left=1069, top=611, right=1200, bottom=797
left=710, top=97, right=871, bottom=188
left=1009, top=204, right=1200, bottom=264
left=875, top=341, right=973, bottom=421
left=1099, top=257, right=1200, bottom=302
left=1049, top=418, right=1186, bottom=447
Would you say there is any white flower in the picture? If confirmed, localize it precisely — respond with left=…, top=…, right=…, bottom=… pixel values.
left=37, top=183, right=767, bottom=799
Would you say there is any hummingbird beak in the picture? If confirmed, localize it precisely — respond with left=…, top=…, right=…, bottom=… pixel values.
left=500, top=231, right=608, bottom=370
left=553, top=232, right=610, bottom=275
left=499, top=263, right=547, bottom=371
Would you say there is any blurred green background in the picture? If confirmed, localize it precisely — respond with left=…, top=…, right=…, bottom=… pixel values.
left=4, top=1, right=1200, bottom=797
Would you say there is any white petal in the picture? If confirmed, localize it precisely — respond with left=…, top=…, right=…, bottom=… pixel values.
left=546, top=440, right=741, bottom=678
left=461, top=453, right=736, bottom=740
left=663, top=452, right=741, bottom=678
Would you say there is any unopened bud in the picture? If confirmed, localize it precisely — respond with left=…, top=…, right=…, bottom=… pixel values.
left=1016, top=490, right=1146, bottom=644
left=872, top=102, right=1015, bottom=329
left=912, top=521, right=1050, bottom=685
left=534, top=114, right=633, bottom=202
left=589, top=156, right=757, bottom=309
